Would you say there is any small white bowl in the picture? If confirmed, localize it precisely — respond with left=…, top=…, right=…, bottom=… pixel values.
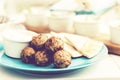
left=47, top=11, right=75, bottom=33
left=74, top=15, right=99, bottom=37
left=25, top=7, right=48, bottom=27
left=26, top=14, right=48, bottom=27
left=110, top=21, right=120, bottom=44
left=2, top=29, right=38, bottom=58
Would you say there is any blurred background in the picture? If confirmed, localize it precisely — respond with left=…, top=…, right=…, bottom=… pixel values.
left=0, top=0, right=120, bottom=36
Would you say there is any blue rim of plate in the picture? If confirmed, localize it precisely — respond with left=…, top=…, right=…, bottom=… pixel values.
left=0, top=45, right=108, bottom=74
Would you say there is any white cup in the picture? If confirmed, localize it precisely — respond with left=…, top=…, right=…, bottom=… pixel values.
left=26, top=14, right=48, bottom=27
left=25, top=7, right=48, bottom=27
left=110, top=21, right=120, bottom=44
left=74, top=15, right=99, bottom=37
left=47, top=11, right=75, bottom=33
left=2, top=29, right=38, bottom=58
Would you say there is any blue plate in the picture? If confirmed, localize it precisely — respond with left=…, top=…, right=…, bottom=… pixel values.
left=0, top=45, right=108, bottom=74
left=0, top=43, right=4, bottom=51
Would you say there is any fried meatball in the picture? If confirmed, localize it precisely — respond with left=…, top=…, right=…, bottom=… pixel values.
left=21, top=47, right=36, bottom=63
left=30, top=34, right=48, bottom=50
left=35, top=50, right=53, bottom=66
left=45, top=36, right=64, bottom=52
left=54, top=50, right=71, bottom=68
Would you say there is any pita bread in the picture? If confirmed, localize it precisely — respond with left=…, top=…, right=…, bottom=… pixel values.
left=64, top=43, right=82, bottom=58
left=61, top=33, right=89, bottom=50
left=80, top=39, right=103, bottom=58
left=50, top=32, right=83, bottom=58
left=51, top=32, right=73, bottom=47
left=58, top=33, right=74, bottom=47
left=60, top=33, right=103, bottom=58
left=50, top=32, right=103, bottom=58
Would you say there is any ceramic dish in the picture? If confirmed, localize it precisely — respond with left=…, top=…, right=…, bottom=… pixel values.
left=2, top=29, right=38, bottom=58
left=109, top=21, right=120, bottom=45
left=0, top=45, right=107, bottom=74
left=74, top=15, right=100, bottom=37
left=47, top=11, right=75, bottom=33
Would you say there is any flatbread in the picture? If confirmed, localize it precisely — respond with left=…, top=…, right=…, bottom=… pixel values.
left=62, top=33, right=89, bottom=50
left=61, top=33, right=103, bottom=58
left=64, top=43, right=82, bottom=58
left=80, top=39, right=103, bottom=58
left=50, top=32, right=103, bottom=58
left=58, top=33, right=74, bottom=47
left=50, top=32, right=83, bottom=58
left=51, top=32, right=73, bottom=47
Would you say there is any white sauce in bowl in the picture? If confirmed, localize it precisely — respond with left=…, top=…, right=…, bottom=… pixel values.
left=2, top=29, right=38, bottom=42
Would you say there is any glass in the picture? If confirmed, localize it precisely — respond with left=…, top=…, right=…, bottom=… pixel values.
left=48, top=11, right=75, bottom=33
left=74, top=15, right=100, bottom=37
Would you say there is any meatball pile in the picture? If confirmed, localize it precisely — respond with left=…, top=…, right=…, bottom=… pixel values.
left=21, top=34, right=71, bottom=68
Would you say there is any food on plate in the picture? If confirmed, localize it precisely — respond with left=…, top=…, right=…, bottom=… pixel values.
left=35, top=50, right=53, bottom=66
left=45, top=36, right=64, bottom=52
left=61, top=33, right=103, bottom=58
left=21, top=47, right=36, bottom=63
left=80, top=39, right=103, bottom=58
left=54, top=50, right=71, bottom=68
left=64, top=43, right=82, bottom=58
left=51, top=32, right=82, bottom=58
left=51, top=32, right=74, bottom=47
left=30, top=34, right=48, bottom=50
left=20, top=32, right=103, bottom=68
left=21, top=34, right=71, bottom=68
left=61, top=33, right=89, bottom=50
